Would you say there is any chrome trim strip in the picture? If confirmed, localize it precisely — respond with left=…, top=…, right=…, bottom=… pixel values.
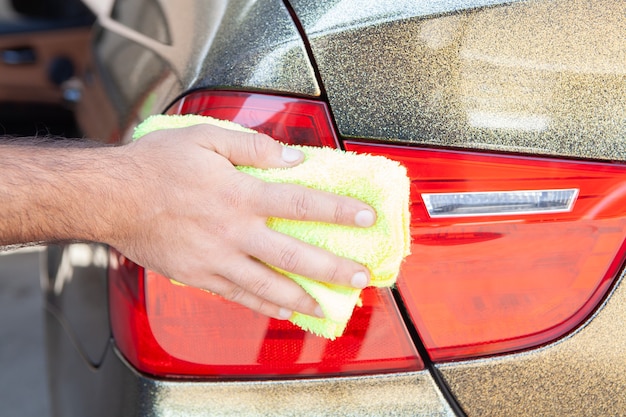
left=422, top=188, right=579, bottom=218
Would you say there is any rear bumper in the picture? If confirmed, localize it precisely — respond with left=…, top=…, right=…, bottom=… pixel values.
left=45, top=309, right=456, bottom=417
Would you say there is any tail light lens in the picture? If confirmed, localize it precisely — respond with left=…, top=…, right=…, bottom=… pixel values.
left=109, top=91, right=422, bottom=378
left=167, top=90, right=340, bottom=148
left=345, top=142, right=626, bottom=361
left=110, top=89, right=626, bottom=377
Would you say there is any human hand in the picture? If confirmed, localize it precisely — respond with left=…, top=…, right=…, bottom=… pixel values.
left=109, top=124, right=376, bottom=320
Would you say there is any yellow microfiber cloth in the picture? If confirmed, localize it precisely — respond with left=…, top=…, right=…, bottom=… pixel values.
left=133, top=114, right=411, bottom=339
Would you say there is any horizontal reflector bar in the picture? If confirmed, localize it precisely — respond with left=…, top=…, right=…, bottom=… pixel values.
left=422, top=189, right=579, bottom=218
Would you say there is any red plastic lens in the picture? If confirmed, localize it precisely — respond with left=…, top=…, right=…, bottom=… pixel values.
left=168, top=90, right=339, bottom=148
left=108, top=255, right=420, bottom=378
left=109, top=91, right=422, bottom=378
left=345, top=141, right=626, bottom=361
left=111, top=89, right=625, bottom=371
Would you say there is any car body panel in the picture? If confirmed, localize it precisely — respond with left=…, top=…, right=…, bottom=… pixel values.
left=89, top=25, right=173, bottom=138
left=194, top=0, right=320, bottom=97
left=46, top=314, right=141, bottom=417
left=83, top=0, right=320, bottom=144
left=292, top=0, right=626, bottom=161
left=43, top=0, right=626, bottom=415
left=289, top=0, right=626, bottom=414
left=43, top=243, right=110, bottom=366
left=46, top=2, right=455, bottom=414
left=439, top=273, right=626, bottom=416
left=46, top=314, right=455, bottom=417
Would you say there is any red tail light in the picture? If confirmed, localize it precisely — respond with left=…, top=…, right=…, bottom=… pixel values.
left=167, top=90, right=340, bottom=148
left=109, top=91, right=422, bottom=378
left=110, top=90, right=626, bottom=377
left=345, top=142, right=626, bottom=361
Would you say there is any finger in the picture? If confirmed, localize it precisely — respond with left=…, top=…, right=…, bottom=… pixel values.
left=245, top=228, right=371, bottom=289
left=214, top=254, right=323, bottom=318
left=203, top=274, right=294, bottom=320
left=191, top=124, right=305, bottom=168
left=253, top=180, right=376, bottom=228
left=188, top=124, right=376, bottom=227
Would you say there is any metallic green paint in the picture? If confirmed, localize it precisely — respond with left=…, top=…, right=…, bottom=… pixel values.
left=294, top=0, right=626, bottom=160
left=150, top=370, right=455, bottom=416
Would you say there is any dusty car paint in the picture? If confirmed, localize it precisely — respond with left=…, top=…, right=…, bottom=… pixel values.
left=294, top=0, right=626, bottom=161
left=94, top=0, right=319, bottom=106
left=149, top=370, right=455, bottom=417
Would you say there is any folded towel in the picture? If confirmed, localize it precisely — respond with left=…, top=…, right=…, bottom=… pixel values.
left=133, top=114, right=411, bottom=339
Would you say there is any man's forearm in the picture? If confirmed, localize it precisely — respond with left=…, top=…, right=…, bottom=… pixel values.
left=0, top=140, right=127, bottom=247
left=0, top=126, right=376, bottom=320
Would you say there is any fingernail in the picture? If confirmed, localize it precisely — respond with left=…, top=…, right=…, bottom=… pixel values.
left=355, top=209, right=375, bottom=227
left=281, top=146, right=303, bottom=163
left=351, top=271, right=369, bottom=289
left=278, top=308, right=293, bottom=320
left=314, top=305, right=325, bottom=318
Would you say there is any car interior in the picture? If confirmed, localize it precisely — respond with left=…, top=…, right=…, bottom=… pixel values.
left=0, top=0, right=92, bottom=137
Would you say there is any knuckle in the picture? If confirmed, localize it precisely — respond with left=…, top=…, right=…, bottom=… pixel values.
left=333, top=202, right=345, bottom=224
left=220, top=181, right=247, bottom=209
left=186, top=123, right=207, bottom=137
left=248, top=276, right=273, bottom=299
left=224, top=285, right=246, bottom=303
left=323, top=263, right=341, bottom=285
left=290, top=190, right=313, bottom=220
left=255, top=299, right=273, bottom=317
left=290, top=292, right=313, bottom=314
left=250, top=133, right=271, bottom=160
left=278, top=245, right=300, bottom=272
